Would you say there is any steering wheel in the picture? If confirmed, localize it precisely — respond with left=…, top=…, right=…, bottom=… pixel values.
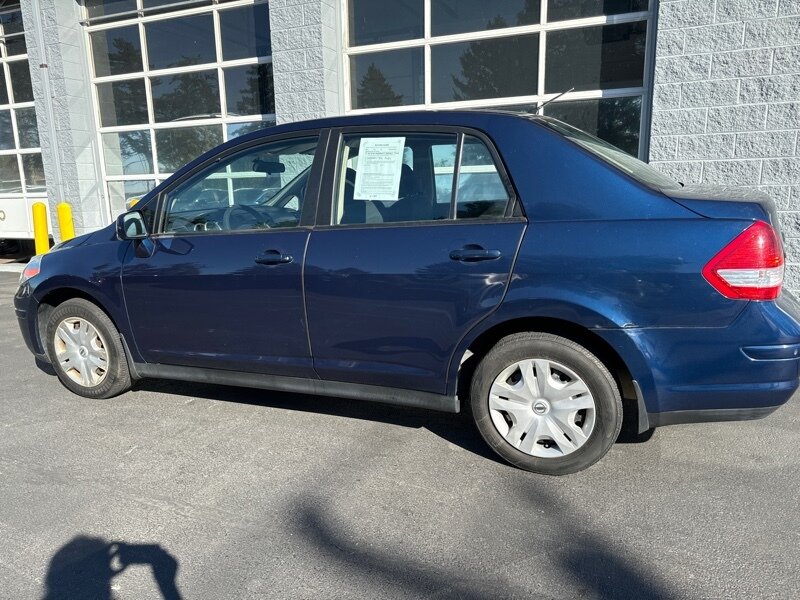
left=222, top=204, right=272, bottom=230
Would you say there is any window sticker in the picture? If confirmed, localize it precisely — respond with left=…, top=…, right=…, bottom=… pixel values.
left=353, top=136, right=406, bottom=201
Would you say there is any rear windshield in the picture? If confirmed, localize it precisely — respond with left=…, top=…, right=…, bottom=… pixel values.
left=539, top=118, right=682, bottom=191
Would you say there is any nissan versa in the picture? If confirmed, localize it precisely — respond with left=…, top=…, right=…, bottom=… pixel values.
left=14, top=111, right=800, bottom=475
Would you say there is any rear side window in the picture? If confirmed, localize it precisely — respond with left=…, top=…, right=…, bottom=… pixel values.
left=334, top=132, right=511, bottom=225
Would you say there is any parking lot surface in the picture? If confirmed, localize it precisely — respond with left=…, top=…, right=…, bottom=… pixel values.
left=1, top=272, right=799, bottom=599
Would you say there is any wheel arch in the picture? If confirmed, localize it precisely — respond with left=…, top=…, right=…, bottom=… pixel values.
left=453, top=316, right=646, bottom=430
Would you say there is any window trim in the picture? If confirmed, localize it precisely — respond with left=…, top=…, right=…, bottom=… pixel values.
left=316, top=124, right=524, bottom=230
left=341, top=0, right=657, bottom=159
left=149, top=128, right=330, bottom=237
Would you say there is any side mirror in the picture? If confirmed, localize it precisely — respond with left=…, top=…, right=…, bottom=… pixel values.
left=116, top=210, right=148, bottom=240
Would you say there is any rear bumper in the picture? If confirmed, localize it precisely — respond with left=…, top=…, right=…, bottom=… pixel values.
left=601, top=292, right=800, bottom=427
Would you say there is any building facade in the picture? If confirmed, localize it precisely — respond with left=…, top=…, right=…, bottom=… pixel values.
left=0, top=0, right=798, bottom=285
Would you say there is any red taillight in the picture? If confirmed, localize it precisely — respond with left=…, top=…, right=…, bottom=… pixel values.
left=702, top=221, right=784, bottom=300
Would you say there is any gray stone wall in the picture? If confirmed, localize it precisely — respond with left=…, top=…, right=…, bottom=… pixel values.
left=650, top=0, right=800, bottom=289
left=21, top=0, right=107, bottom=240
left=269, top=0, right=342, bottom=124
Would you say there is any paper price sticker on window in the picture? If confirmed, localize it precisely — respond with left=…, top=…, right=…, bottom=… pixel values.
left=353, top=137, right=406, bottom=201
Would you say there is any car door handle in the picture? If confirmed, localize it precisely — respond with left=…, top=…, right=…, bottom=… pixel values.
left=254, top=250, right=293, bottom=265
left=449, top=247, right=502, bottom=262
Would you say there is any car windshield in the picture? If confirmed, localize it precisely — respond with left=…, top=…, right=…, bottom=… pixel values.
left=538, top=117, right=682, bottom=191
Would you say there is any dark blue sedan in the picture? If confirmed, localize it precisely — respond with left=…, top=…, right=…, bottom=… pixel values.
left=14, top=111, right=800, bottom=474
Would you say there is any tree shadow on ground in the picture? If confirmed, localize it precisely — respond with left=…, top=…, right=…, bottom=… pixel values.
left=42, top=535, right=182, bottom=600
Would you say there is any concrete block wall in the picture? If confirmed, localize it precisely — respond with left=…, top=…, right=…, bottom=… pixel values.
left=269, top=0, right=342, bottom=124
left=650, top=0, right=800, bottom=290
left=21, top=0, right=107, bottom=240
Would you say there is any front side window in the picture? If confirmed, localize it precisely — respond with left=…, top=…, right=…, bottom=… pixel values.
left=334, top=132, right=510, bottom=226
left=162, top=136, right=318, bottom=234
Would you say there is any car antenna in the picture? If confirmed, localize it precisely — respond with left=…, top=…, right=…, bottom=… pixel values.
left=537, top=88, right=575, bottom=112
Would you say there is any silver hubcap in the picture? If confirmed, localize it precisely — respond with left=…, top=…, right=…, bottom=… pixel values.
left=489, top=358, right=596, bottom=458
left=53, top=317, right=109, bottom=388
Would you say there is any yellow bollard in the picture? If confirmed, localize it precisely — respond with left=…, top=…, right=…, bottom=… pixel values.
left=32, top=202, right=49, bottom=255
left=56, top=202, right=75, bottom=242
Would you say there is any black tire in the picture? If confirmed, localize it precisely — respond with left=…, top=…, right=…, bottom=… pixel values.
left=470, top=332, right=622, bottom=475
left=45, top=298, right=132, bottom=399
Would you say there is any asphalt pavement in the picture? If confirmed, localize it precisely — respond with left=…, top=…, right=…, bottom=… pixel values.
left=1, top=272, right=798, bottom=599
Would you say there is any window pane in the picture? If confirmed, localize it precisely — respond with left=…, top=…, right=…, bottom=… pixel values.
left=163, top=136, right=318, bottom=232
left=227, top=121, right=273, bottom=139
left=9, top=61, right=33, bottom=103
left=0, top=155, right=21, bottom=193
left=457, top=136, right=509, bottom=219
left=431, top=34, right=539, bottom=103
left=432, top=0, right=540, bottom=36
left=548, top=0, right=649, bottom=22
left=348, top=0, right=423, bottom=46
left=145, top=14, right=216, bottom=70
left=4, top=35, right=26, bottom=56
left=225, top=64, right=274, bottom=117
left=103, top=131, right=153, bottom=176
left=220, top=4, right=271, bottom=61
left=0, top=73, right=7, bottom=104
left=0, top=110, right=13, bottom=150
left=543, top=96, right=642, bottom=156
left=432, top=143, right=456, bottom=205
left=142, top=0, right=212, bottom=8
left=97, top=79, right=148, bottom=127
left=545, top=21, right=647, bottom=93
left=16, top=107, right=39, bottom=148
left=336, top=133, right=457, bottom=225
left=91, top=26, right=143, bottom=77
left=151, top=70, right=220, bottom=122
left=22, top=153, right=46, bottom=193
left=84, top=0, right=137, bottom=19
left=155, top=125, right=223, bottom=173
left=350, top=49, right=424, bottom=109
left=108, top=180, right=155, bottom=217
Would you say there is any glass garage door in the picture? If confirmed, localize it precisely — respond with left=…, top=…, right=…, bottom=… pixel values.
left=83, top=0, right=274, bottom=217
left=0, top=2, right=46, bottom=240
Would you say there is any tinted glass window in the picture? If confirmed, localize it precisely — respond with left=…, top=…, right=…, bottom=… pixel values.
left=1, top=9, right=26, bottom=56
left=457, top=136, right=510, bottom=219
left=545, top=21, right=647, bottom=93
left=97, top=79, right=148, bottom=127
left=0, top=72, right=7, bottom=104
left=146, top=14, right=216, bottom=70
left=85, top=0, right=137, bottom=19
left=91, top=26, right=143, bottom=77
left=548, top=0, right=648, bottom=21
left=335, top=133, right=457, bottom=225
left=103, top=131, right=153, bottom=176
left=8, top=61, right=32, bottom=102
left=0, top=110, right=13, bottom=150
left=227, top=121, right=273, bottom=140
left=163, top=136, right=318, bottom=233
left=22, top=153, right=46, bottom=192
left=543, top=96, right=641, bottom=156
left=0, top=155, right=20, bottom=193
left=350, top=49, right=424, bottom=109
left=348, top=0, right=423, bottom=46
left=151, top=70, right=220, bottom=122
left=155, top=125, right=223, bottom=173
left=225, top=64, right=274, bottom=116
left=15, top=107, right=40, bottom=148
left=431, top=34, right=539, bottom=103
left=220, top=4, right=271, bottom=60
left=431, top=0, right=540, bottom=36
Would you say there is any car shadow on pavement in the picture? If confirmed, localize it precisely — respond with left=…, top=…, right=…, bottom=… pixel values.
left=134, top=378, right=506, bottom=465
left=42, top=536, right=182, bottom=600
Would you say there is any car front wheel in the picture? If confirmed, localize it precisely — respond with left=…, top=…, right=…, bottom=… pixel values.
left=470, top=332, right=622, bottom=475
left=46, top=298, right=132, bottom=399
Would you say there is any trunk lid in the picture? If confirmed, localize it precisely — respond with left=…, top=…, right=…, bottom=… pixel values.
left=666, top=185, right=781, bottom=234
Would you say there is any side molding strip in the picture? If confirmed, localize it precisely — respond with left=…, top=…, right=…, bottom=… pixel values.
left=134, top=362, right=460, bottom=413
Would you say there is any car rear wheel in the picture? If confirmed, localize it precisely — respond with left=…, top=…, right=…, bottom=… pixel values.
left=46, top=299, right=132, bottom=399
left=470, top=332, right=622, bottom=475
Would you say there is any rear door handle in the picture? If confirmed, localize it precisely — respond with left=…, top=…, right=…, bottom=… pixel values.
left=449, top=247, right=502, bottom=262
left=255, top=250, right=293, bottom=265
